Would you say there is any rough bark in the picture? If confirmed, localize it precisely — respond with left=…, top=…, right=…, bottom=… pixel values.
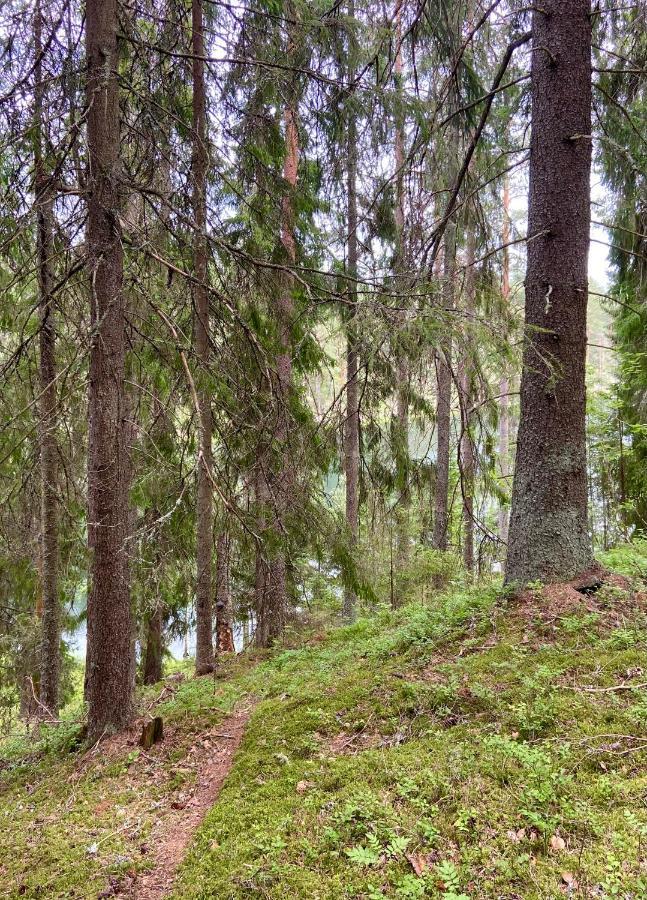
left=256, top=16, right=300, bottom=646
left=394, top=354, right=410, bottom=593
left=266, top=89, right=298, bottom=643
left=505, top=0, right=593, bottom=584
left=85, top=0, right=133, bottom=739
left=34, top=0, right=60, bottom=716
left=143, top=603, right=163, bottom=685
left=142, top=512, right=166, bottom=691
left=215, top=531, right=235, bottom=653
left=192, top=0, right=214, bottom=674
left=432, top=221, right=456, bottom=554
left=124, top=383, right=138, bottom=697
left=139, top=716, right=164, bottom=749
left=343, top=0, right=360, bottom=622
left=254, top=465, right=271, bottom=648
left=459, top=224, right=476, bottom=576
left=393, top=0, right=410, bottom=596
left=498, top=177, right=511, bottom=547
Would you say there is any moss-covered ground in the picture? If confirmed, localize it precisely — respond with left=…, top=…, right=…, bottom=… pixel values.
left=2, top=543, right=647, bottom=899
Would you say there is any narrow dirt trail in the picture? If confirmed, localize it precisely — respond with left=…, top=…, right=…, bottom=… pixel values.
left=131, top=704, right=253, bottom=900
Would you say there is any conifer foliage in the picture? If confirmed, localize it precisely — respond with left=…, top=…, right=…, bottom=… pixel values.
left=0, top=0, right=643, bottom=737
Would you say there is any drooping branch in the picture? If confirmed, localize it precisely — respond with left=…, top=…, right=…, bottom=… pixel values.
left=426, top=31, right=532, bottom=276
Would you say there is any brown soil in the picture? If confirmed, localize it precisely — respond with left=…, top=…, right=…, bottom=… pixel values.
left=328, top=729, right=385, bottom=755
left=127, top=704, right=252, bottom=900
left=327, top=725, right=412, bottom=755
left=511, top=564, right=645, bottom=629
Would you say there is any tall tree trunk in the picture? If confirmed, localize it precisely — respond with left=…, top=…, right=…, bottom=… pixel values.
left=260, top=17, right=299, bottom=645
left=505, top=0, right=593, bottom=584
left=432, top=112, right=460, bottom=564
left=143, top=515, right=165, bottom=686
left=459, top=223, right=476, bottom=577
left=343, top=0, right=360, bottom=622
left=394, top=355, right=410, bottom=589
left=498, top=177, right=511, bottom=547
left=215, top=530, right=235, bottom=652
left=618, top=418, right=629, bottom=540
left=192, top=0, right=215, bottom=674
left=254, top=464, right=271, bottom=647
left=143, top=603, right=163, bottom=685
left=601, top=471, right=609, bottom=550
left=85, top=0, right=133, bottom=739
left=34, top=0, right=60, bottom=716
left=393, top=0, right=410, bottom=596
left=432, top=221, right=456, bottom=555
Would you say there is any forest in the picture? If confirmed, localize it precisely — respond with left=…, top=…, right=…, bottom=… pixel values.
left=0, top=0, right=646, bottom=897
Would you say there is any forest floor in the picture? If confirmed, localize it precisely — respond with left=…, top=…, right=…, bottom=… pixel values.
left=2, top=543, right=647, bottom=899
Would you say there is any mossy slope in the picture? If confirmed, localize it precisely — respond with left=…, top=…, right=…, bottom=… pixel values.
left=2, top=543, right=647, bottom=899
left=175, top=563, right=647, bottom=898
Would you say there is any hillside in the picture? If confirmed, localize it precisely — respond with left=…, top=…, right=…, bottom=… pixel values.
left=2, top=544, right=647, bottom=899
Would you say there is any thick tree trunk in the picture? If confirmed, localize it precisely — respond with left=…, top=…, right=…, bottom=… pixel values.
left=124, top=391, right=139, bottom=696
left=254, top=465, right=271, bottom=648
left=85, top=0, right=133, bottom=740
left=459, top=224, right=476, bottom=577
left=143, top=517, right=165, bottom=686
left=394, top=354, right=410, bottom=589
left=432, top=221, right=456, bottom=554
left=266, top=96, right=298, bottom=642
left=192, top=0, right=215, bottom=674
left=343, top=0, right=360, bottom=622
left=143, top=603, right=163, bottom=685
left=498, top=177, right=511, bottom=547
left=505, top=0, right=593, bottom=584
left=215, top=531, right=235, bottom=652
left=34, top=0, right=59, bottom=716
left=393, top=0, right=410, bottom=596
left=259, top=26, right=300, bottom=645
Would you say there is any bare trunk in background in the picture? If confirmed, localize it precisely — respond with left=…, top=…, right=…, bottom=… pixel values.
left=505, top=0, right=593, bottom=584
left=143, top=516, right=165, bottom=685
left=143, top=604, right=163, bottom=685
left=254, top=464, right=271, bottom=647
left=265, top=93, right=298, bottom=643
left=432, top=221, right=456, bottom=557
left=343, top=0, right=360, bottom=622
left=257, top=11, right=300, bottom=645
left=498, top=177, right=511, bottom=548
left=432, top=115, right=459, bottom=566
left=459, top=223, right=476, bottom=576
left=393, top=0, right=410, bottom=599
left=215, top=530, right=235, bottom=652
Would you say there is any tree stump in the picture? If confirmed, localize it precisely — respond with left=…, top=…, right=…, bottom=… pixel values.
left=139, top=716, right=163, bottom=749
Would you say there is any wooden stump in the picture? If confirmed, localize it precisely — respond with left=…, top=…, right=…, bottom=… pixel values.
left=139, top=716, right=163, bottom=749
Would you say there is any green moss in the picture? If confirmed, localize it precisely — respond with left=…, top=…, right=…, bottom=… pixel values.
left=171, top=577, right=647, bottom=899
left=2, top=563, right=647, bottom=898
left=0, top=656, right=254, bottom=899
left=599, top=540, right=647, bottom=578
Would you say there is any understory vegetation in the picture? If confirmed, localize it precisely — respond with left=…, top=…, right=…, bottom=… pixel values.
left=1, top=1, right=646, bottom=897
left=2, top=543, right=647, bottom=899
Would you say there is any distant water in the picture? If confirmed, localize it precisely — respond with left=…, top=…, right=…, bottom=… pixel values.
left=66, top=619, right=249, bottom=661
left=168, top=622, right=248, bottom=658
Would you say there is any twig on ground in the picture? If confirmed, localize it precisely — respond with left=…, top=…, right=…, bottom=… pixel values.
left=578, top=681, right=647, bottom=693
